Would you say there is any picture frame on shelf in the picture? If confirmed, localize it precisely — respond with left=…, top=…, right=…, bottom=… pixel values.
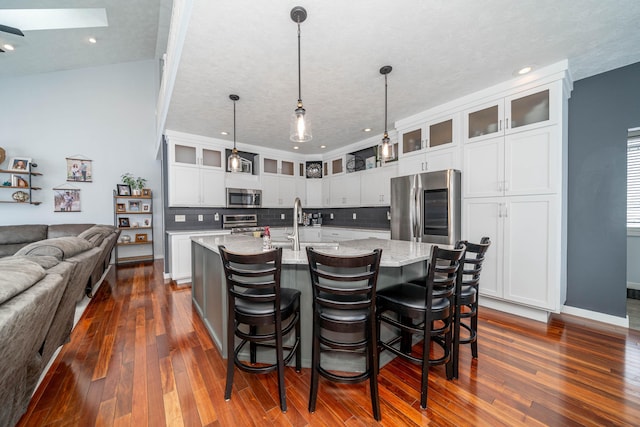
left=128, top=200, right=140, bottom=212
left=135, top=233, right=148, bottom=242
left=118, top=217, right=130, bottom=228
left=8, top=157, right=31, bottom=172
left=143, top=218, right=151, bottom=227
left=116, top=203, right=126, bottom=212
left=142, top=188, right=151, bottom=197
left=142, top=203, right=150, bottom=212
left=117, top=184, right=131, bottom=196
left=11, top=174, right=29, bottom=188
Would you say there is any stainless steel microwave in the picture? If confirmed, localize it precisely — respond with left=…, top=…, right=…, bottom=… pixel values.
left=226, top=188, right=262, bottom=208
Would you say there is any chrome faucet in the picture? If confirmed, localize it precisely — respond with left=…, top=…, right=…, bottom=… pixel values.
left=287, top=197, right=302, bottom=251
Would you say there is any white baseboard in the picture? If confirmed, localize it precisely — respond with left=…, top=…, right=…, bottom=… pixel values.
left=627, top=281, right=640, bottom=290
left=561, top=305, right=629, bottom=328
left=479, top=298, right=550, bottom=323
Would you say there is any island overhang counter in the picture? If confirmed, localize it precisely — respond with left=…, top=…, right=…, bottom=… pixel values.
left=191, top=234, right=441, bottom=371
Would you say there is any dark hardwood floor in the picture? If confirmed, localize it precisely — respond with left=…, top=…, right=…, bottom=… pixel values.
left=17, top=260, right=640, bottom=426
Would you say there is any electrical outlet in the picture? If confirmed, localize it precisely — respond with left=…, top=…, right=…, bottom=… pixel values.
left=330, top=213, right=334, bottom=220
left=281, top=213, right=286, bottom=220
left=198, top=214, right=203, bottom=222
left=214, top=213, right=219, bottom=221
left=175, top=214, right=186, bottom=222
left=387, top=211, right=391, bottom=220
left=352, top=213, right=357, bottom=220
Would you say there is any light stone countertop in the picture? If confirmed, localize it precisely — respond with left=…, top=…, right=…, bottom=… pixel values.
left=191, top=234, right=442, bottom=267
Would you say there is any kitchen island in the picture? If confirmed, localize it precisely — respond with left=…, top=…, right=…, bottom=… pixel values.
left=191, top=234, right=440, bottom=371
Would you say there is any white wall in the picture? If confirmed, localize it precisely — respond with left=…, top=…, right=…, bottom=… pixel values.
left=0, top=60, right=164, bottom=257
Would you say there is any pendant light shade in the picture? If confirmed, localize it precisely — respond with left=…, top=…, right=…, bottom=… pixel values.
left=290, top=6, right=312, bottom=143
left=379, top=65, right=395, bottom=162
left=228, top=94, right=242, bottom=173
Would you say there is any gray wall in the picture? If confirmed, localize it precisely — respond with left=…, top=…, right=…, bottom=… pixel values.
left=567, top=61, right=640, bottom=317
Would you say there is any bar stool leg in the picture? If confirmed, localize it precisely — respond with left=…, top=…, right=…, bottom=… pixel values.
left=308, top=312, right=320, bottom=413
left=225, top=318, right=236, bottom=400
left=275, top=324, right=287, bottom=412
left=368, top=318, right=381, bottom=421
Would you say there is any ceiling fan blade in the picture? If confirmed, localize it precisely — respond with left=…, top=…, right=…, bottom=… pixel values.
left=0, top=24, right=25, bottom=36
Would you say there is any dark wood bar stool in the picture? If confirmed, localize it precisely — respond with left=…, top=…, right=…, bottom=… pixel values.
left=218, top=245, right=301, bottom=412
left=452, top=237, right=491, bottom=378
left=306, top=247, right=383, bottom=421
left=376, top=244, right=465, bottom=409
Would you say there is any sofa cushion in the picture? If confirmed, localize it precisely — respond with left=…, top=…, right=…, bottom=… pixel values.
left=47, top=224, right=94, bottom=239
left=0, top=257, right=46, bottom=305
left=0, top=225, right=48, bottom=258
left=77, top=225, right=114, bottom=247
left=11, top=255, right=61, bottom=270
left=15, top=237, right=94, bottom=261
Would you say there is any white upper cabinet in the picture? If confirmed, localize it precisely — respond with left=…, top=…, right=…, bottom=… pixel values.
left=398, top=113, right=460, bottom=175
left=359, top=164, right=397, bottom=206
left=463, top=123, right=559, bottom=198
left=464, top=84, right=556, bottom=144
left=330, top=173, right=360, bottom=207
left=167, top=134, right=226, bottom=207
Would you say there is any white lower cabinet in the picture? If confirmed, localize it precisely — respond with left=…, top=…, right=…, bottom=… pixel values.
left=168, top=231, right=230, bottom=283
left=462, top=195, right=561, bottom=313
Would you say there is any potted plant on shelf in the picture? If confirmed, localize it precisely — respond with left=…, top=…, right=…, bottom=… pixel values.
left=121, top=173, right=147, bottom=196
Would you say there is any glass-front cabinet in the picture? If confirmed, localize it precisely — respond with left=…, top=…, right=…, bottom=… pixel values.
left=171, top=142, right=222, bottom=169
left=464, top=85, right=554, bottom=144
left=262, top=157, right=295, bottom=176
left=401, top=128, right=423, bottom=155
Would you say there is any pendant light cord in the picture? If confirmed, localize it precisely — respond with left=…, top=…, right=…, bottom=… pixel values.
left=233, top=99, right=237, bottom=149
left=384, top=73, right=388, bottom=135
left=297, top=22, right=302, bottom=103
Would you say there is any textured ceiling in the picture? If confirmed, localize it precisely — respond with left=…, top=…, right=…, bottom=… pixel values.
left=165, top=0, right=640, bottom=155
left=0, top=0, right=169, bottom=77
left=3, top=1, right=640, bottom=157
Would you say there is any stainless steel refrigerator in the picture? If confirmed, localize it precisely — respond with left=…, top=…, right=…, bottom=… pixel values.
left=390, top=169, right=461, bottom=245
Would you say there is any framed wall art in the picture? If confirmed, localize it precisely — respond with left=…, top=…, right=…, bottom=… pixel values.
left=66, top=156, right=93, bottom=182
left=53, top=188, right=81, bottom=212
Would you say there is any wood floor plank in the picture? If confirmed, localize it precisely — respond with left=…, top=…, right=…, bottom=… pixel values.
left=17, top=260, right=640, bottom=426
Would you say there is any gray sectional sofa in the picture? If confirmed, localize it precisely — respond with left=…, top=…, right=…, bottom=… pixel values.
left=0, top=224, right=120, bottom=427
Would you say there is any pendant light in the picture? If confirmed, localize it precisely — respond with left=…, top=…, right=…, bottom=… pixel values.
left=379, top=65, right=395, bottom=162
left=228, top=94, right=242, bottom=173
left=290, top=6, right=312, bottom=143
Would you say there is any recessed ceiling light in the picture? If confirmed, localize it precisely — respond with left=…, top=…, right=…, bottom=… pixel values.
left=517, top=66, right=533, bottom=75
left=88, top=37, right=97, bottom=44
left=293, top=146, right=299, bottom=150
left=2, top=44, right=15, bottom=51
left=363, top=128, right=372, bottom=132
left=320, top=145, right=326, bottom=149
left=220, top=131, right=229, bottom=135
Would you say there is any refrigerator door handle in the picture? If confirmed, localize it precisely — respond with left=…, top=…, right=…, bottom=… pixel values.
left=412, top=180, right=421, bottom=242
